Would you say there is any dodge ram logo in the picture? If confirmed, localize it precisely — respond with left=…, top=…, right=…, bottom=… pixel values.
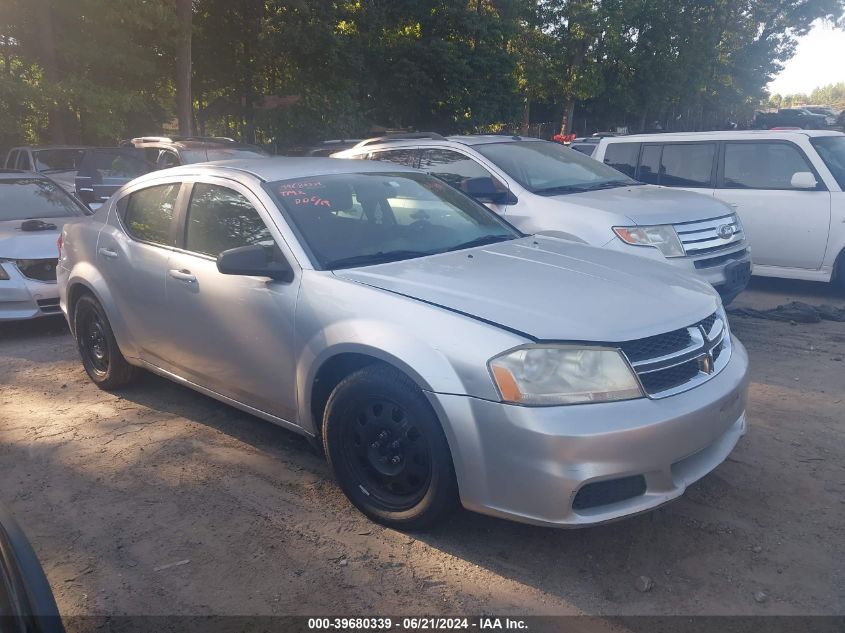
left=717, top=224, right=734, bottom=239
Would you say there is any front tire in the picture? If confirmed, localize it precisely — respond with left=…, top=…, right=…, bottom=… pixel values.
left=73, top=294, right=136, bottom=390
left=322, top=364, right=458, bottom=531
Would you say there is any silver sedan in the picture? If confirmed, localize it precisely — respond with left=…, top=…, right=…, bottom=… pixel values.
left=57, top=158, right=749, bottom=530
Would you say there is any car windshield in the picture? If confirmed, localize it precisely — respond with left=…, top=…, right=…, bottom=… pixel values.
left=811, top=136, right=845, bottom=190
left=473, top=140, right=638, bottom=195
left=0, top=178, right=85, bottom=221
left=32, top=149, right=86, bottom=172
left=181, top=148, right=268, bottom=163
left=265, top=172, right=520, bottom=269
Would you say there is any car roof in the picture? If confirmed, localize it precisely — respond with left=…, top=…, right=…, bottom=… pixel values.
left=125, top=157, right=421, bottom=186
left=338, top=134, right=545, bottom=154
left=599, top=129, right=844, bottom=142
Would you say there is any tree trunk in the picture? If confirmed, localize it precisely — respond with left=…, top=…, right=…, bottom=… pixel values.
left=175, top=0, right=194, bottom=137
left=35, top=0, right=66, bottom=144
left=560, top=99, right=575, bottom=135
left=520, top=95, right=530, bottom=135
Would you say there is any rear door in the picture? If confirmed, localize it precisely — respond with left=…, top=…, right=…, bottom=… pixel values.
left=96, top=180, right=185, bottom=365
left=164, top=179, right=300, bottom=421
left=715, top=141, right=831, bottom=270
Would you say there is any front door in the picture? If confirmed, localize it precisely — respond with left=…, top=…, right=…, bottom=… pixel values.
left=716, top=141, right=831, bottom=270
left=164, top=181, right=300, bottom=422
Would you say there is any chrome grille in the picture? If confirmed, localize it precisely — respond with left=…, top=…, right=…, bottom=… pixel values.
left=620, top=311, right=730, bottom=398
left=16, top=258, right=58, bottom=282
left=674, top=214, right=745, bottom=256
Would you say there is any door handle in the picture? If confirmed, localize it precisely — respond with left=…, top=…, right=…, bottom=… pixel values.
left=98, top=247, right=118, bottom=259
left=168, top=269, right=196, bottom=283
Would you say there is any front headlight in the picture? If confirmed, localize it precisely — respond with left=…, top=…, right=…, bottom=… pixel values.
left=613, top=225, right=685, bottom=258
left=489, top=345, right=643, bottom=406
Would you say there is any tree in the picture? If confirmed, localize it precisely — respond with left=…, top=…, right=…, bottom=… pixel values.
left=175, top=0, right=194, bottom=136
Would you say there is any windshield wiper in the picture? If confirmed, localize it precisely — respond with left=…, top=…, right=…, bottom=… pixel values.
left=326, top=250, right=432, bottom=270
left=533, top=180, right=639, bottom=196
left=445, top=234, right=514, bottom=252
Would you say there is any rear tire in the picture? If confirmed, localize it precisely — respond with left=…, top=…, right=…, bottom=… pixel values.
left=322, top=364, right=458, bottom=531
left=73, top=294, right=136, bottom=390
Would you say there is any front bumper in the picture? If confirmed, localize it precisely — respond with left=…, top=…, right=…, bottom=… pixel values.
left=427, top=336, right=749, bottom=527
left=606, top=240, right=752, bottom=300
left=0, top=262, right=61, bottom=321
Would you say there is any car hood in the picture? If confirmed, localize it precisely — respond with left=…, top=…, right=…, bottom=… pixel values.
left=0, top=217, right=73, bottom=259
left=333, top=236, right=719, bottom=342
left=549, top=184, right=732, bottom=226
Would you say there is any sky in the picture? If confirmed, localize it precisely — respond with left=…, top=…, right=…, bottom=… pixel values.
left=767, top=20, right=845, bottom=95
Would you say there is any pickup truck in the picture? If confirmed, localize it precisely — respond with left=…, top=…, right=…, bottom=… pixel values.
left=756, top=108, right=827, bottom=130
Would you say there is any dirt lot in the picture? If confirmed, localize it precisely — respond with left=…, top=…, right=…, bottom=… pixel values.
left=1, top=277, right=843, bottom=623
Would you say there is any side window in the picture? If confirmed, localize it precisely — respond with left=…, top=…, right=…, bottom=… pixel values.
left=368, top=149, right=418, bottom=167
left=185, top=183, right=275, bottom=258
left=142, top=148, right=161, bottom=164
left=6, top=150, right=18, bottom=169
left=603, top=143, right=640, bottom=178
left=638, top=145, right=662, bottom=185
left=418, top=149, right=505, bottom=193
left=122, top=183, right=180, bottom=245
left=660, top=143, right=715, bottom=187
left=722, top=142, right=816, bottom=190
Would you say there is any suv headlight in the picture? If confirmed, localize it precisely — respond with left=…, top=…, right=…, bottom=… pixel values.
left=613, top=225, right=685, bottom=258
left=489, top=345, right=643, bottom=406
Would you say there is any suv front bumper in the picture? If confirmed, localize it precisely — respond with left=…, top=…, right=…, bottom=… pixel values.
left=427, top=336, right=749, bottom=527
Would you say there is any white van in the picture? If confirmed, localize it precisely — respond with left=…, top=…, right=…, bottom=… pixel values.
left=336, top=134, right=752, bottom=303
left=593, top=130, right=845, bottom=288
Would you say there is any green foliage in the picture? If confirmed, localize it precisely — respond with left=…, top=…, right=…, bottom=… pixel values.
left=0, top=0, right=843, bottom=153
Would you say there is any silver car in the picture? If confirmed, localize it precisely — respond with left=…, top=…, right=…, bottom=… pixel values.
left=1, top=171, right=88, bottom=320
left=57, top=158, right=749, bottom=530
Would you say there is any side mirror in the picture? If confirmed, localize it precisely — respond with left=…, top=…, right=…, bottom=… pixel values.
left=217, top=244, right=293, bottom=282
left=461, top=177, right=515, bottom=204
left=790, top=171, right=818, bottom=189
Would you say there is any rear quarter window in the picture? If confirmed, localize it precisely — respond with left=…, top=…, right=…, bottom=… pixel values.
left=120, top=183, right=181, bottom=246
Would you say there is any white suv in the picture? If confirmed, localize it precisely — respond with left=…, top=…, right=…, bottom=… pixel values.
left=593, top=130, right=845, bottom=289
left=335, top=134, right=752, bottom=303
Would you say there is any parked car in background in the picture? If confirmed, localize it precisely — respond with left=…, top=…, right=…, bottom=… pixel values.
left=755, top=108, right=827, bottom=130
left=335, top=134, right=751, bottom=303
left=0, top=501, right=64, bottom=633
left=4, top=146, right=90, bottom=194
left=0, top=171, right=87, bottom=320
left=568, top=137, right=600, bottom=156
left=594, top=130, right=845, bottom=288
left=58, top=158, right=749, bottom=530
left=75, top=148, right=157, bottom=209
left=121, top=136, right=268, bottom=168
left=802, top=106, right=839, bottom=127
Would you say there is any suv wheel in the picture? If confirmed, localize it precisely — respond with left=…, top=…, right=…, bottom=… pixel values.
left=322, top=364, right=458, bottom=530
left=73, top=294, right=136, bottom=389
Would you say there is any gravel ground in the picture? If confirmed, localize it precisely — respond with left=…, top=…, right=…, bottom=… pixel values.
left=1, top=277, right=843, bottom=624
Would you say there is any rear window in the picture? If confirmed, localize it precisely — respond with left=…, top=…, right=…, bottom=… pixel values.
left=78, top=149, right=154, bottom=180
left=0, top=178, right=86, bottom=221
left=32, top=149, right=86, bottom=172
left=121, top=183, right=180, bottom=245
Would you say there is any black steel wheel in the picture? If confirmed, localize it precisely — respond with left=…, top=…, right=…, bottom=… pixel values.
left=73, top=294, right=136, bottom=389
left=323, top=364, right=457, bottom=530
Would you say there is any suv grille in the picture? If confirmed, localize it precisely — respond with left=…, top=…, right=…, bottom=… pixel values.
left=16, top=258, right=58, bottom=282
left=620, top=311, right=730, bottom=398
left=674, top=214, right=745, bottom=257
